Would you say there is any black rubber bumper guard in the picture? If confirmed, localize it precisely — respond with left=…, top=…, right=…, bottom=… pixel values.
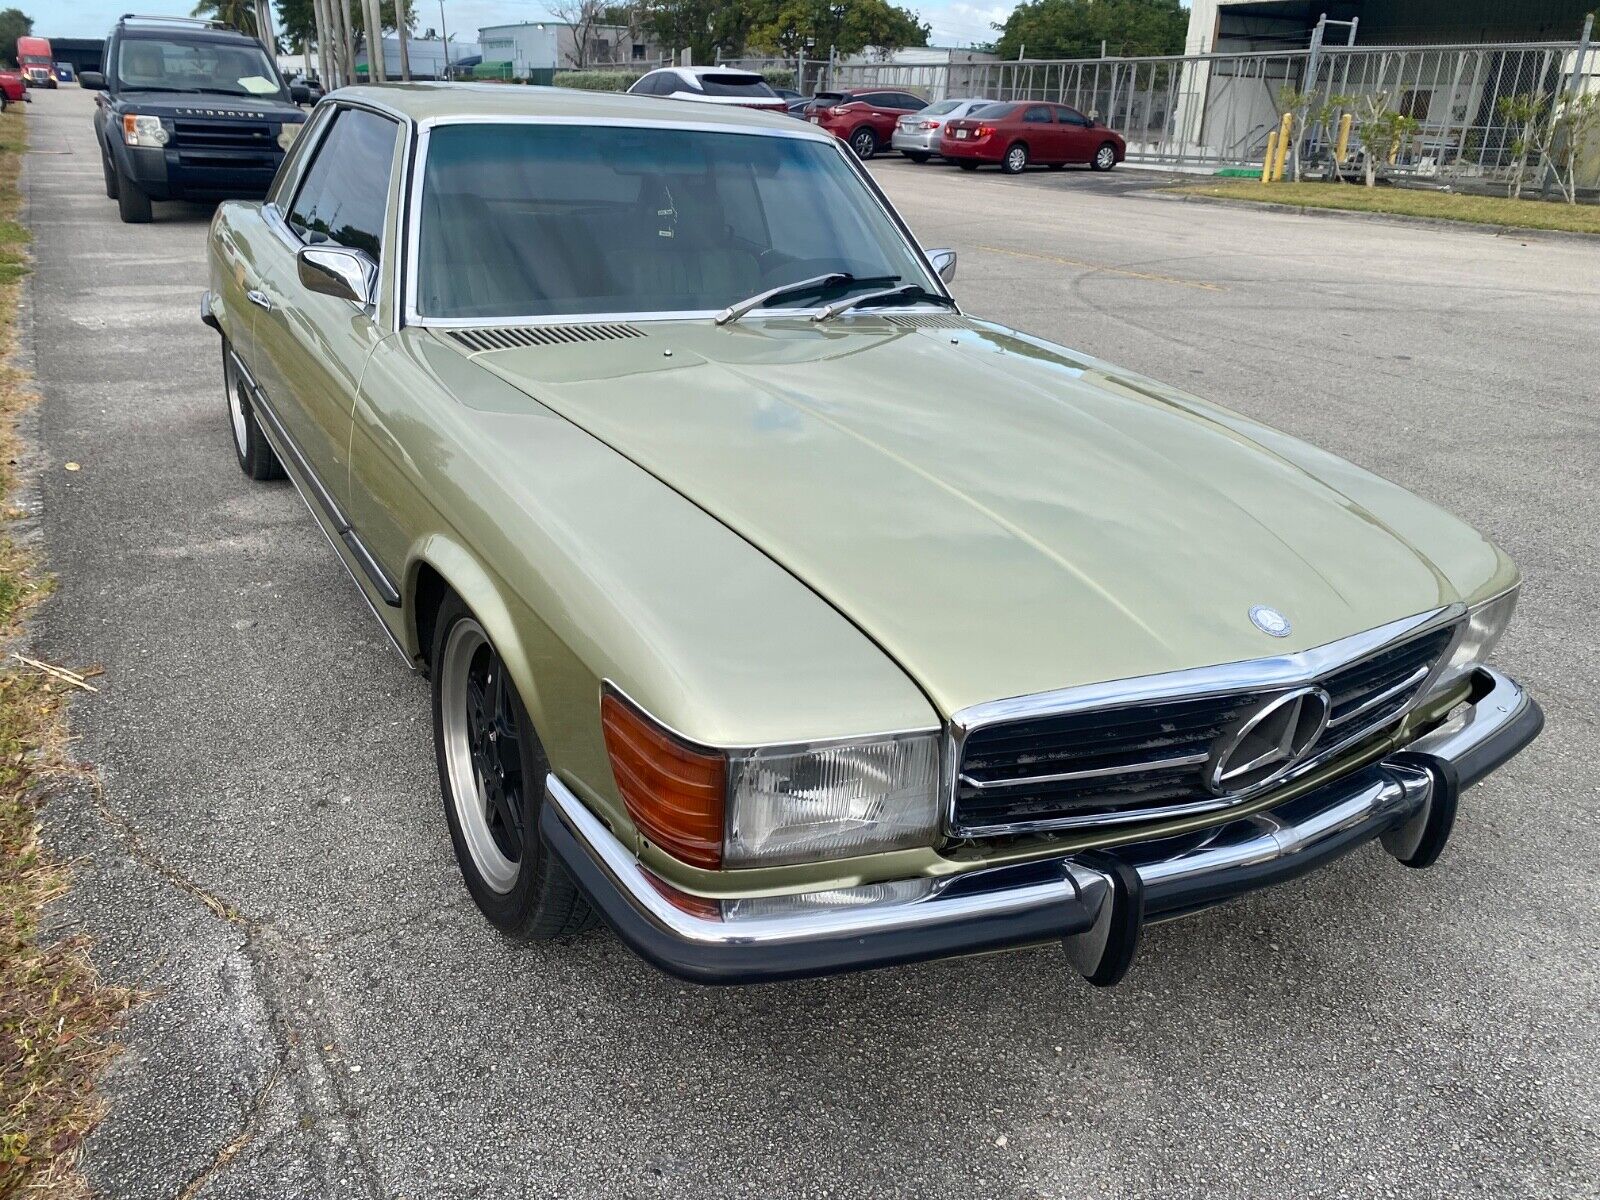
left=542, top=667, right=1542, bottom=988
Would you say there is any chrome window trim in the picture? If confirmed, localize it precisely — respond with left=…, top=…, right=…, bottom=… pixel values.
left=400, top=114, right=954, bottom=328
left=943, top=604, right=1467, bottom=839
left=266, top=101, right=335, bottom=207
left=274, top=99, right=414, bottom=336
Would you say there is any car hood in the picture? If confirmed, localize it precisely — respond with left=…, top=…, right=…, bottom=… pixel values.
left=455, top=316, right=1508, bottom=717
left=114, top=92, right=300, bottom=119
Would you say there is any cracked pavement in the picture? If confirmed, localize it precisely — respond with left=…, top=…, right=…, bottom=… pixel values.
left=24, top=88, right=1600, bottom=1198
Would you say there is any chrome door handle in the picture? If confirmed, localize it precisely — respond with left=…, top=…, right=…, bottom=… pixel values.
left=246, top=289, right=272, bottom=311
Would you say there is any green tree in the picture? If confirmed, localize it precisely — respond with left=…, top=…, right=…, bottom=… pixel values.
left=992, top=0, right=1186, bottom=60
left=746, top=0, right=928, bottom=56
left=192, top=0, right=260, bottom=37
left=0, top=7, right=31, bottom=69
left=274, top=0, right=416, bottom=48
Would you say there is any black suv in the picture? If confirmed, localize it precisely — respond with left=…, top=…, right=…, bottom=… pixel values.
left=83, top=15, right=307, bottom=223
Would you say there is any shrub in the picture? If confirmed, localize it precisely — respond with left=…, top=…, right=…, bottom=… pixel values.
left=555, top=70, right=643, bottom=92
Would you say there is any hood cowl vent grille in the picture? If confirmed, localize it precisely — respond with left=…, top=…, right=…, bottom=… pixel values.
left=446, top=323, right=645, bottom=353
left=885, top=314, right=973, bottom=330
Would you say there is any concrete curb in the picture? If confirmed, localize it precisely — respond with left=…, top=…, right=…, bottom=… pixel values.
left=1143, top=188, right=1600, bottom=244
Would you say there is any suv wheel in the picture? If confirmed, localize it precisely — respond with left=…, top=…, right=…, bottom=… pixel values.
left=1092, top=142, right=1118, bottom=172
left=850, top=127, right=878, bottom=159
left=101, top=150, right=119, bottom=200
left=221, top=340, right=284, bottom=481
left=115, top=167, right=152, bottom=223
left=1002, top=143, right=1029, bottom=174
left=432, top=594, right=595, bottom=940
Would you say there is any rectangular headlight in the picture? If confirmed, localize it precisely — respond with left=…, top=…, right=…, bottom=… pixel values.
left=1431, top=585, right=1519, bottom=697
left=123, top=113, right=169, bottom=147
left=725, top=732, right=941, bottom=867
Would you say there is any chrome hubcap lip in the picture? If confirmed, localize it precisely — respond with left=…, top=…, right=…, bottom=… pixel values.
left=440, top=619, right=521, bottom=894
left=224, top=354, right=248, bottom=455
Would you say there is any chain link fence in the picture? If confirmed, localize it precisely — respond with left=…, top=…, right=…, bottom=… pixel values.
left=820, top=38, right=1596, bottom=187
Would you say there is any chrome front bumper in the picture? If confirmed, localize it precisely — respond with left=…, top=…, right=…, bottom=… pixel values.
left=540, top=668, right=1541, bottom=986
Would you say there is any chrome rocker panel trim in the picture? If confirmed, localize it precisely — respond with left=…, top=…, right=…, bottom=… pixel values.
left=541, top=667, right=1540, bottom=986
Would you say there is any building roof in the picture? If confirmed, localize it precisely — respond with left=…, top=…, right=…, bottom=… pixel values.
left=326, top=82, right=808, bottom=129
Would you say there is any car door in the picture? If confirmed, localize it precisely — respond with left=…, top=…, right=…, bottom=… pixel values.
left=250, top=104, right=402, bottom=511
left=1054, top=105, right=1096, bottom=162
left=1020, top=104, right=1056, bottom=159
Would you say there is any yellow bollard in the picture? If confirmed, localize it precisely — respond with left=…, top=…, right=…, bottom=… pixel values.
left=1274, top=111, right=1294, bottom=181
left=1334, top=112, right=1353, bottom=165
left=1262, top=130, right=1279, bottom=182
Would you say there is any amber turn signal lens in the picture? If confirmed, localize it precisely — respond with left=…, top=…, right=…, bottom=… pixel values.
left=601, top=691, right=726, bottom=869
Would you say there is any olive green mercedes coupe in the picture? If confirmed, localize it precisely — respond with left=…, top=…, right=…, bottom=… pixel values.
left=202, top=84, right=1541, bottom=985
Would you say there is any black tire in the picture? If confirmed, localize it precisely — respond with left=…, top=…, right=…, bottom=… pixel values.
left=115, top=168, right=152, bottom=223
left=432, top=593, right=595, bottom=941
left=101, top=149, right=119, bottom=199
left=1091, top=141, right=1118, bottom=172
left=957, top=160, right=980, bottom=171
left=904, top=151, right=930, bottom=163
left=850, top=126, right=877, bottom=159
left=221, top=339, right=284, bottom=481
left=1001, top=142, right=1028, bottom=174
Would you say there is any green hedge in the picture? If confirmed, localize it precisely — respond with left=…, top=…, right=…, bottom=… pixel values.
left=555, top=70, right=643, bottom=92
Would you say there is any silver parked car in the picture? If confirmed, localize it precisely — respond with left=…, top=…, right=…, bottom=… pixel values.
left=891, top=97, right=998, bottom=161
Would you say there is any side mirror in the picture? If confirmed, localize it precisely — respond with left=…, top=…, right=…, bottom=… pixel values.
left=80, top=71, right=106, bottom=90
left=926, top=247, right=957, bottom=284
left=297, top=245, right=377, bottom=306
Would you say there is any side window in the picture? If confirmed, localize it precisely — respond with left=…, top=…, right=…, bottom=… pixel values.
left=895, top=94, right=924, bottom=110
left=287, top=107, right=399, bottom=263
left=1055, top=105, right=1089, bottom=126
left=267, top=103, right=334, bottom=206
left=1023, top=105, right=1052, bottom=123
left=856, top=92, right=885, bottom=107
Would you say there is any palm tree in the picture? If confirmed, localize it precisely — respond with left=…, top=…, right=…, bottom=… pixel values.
left=190, top=0, right=259, bottom=37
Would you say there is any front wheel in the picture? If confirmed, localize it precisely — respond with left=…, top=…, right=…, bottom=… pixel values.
left=101, top=148, right=119, bottom=199
left=904, top=151, right=930, bottom=163
left=1002, top=143, right=1028, bottom=174
left=432, top=595, right=595, bottom=940
left=850, top=127, right=878, bottom=159
left=115, top=168, right=151, bottom=223
left=1092, top=142, right=1118, bottom=172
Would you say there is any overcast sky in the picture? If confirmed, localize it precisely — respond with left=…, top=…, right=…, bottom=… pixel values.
left=54, top=1, right=1015, bottom=51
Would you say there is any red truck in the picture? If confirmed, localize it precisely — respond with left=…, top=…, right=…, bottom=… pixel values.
left=16, top=35, right=54, bottom=89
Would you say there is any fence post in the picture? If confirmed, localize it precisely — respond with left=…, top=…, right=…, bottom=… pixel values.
left=1541, top=14, right=1594, bottom=196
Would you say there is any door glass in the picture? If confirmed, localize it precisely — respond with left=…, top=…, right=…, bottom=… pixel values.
left=1023, top=105, right=1052, bottom=123
left=1055, top=105, right=1089, bottom=126
left=287, top=107, right=399, bottom=263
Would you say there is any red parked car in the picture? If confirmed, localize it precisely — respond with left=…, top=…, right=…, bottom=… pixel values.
left=807, top=88, right=927, bottom=159
left=941, top=102, right=1125, bottom=174
left=0, top=72, right=27, bottom=111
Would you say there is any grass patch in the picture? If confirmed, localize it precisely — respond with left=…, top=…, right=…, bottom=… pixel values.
left=1170, top=179, right=1600, bottom=236
left=0, top=106, right=136, bottom=1198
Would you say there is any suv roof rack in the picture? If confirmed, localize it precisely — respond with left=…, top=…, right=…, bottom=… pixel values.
left=117, top=14, right=235, bottom=30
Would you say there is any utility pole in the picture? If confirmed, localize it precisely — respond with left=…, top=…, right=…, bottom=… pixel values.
left=438, top=0, right=450, bottom=79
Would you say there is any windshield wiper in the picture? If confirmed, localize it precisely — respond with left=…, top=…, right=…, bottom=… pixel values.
left=715, top=273, right=898, bottom=326
left=812, top=284, right=958, bottom=323
left=120, top=86, right=200, bottom=94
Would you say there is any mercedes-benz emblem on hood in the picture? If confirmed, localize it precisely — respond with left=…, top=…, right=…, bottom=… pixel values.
left=1249, top=604, right=1292, bottom=637
left=1206, top=686, right=1331, bottom=795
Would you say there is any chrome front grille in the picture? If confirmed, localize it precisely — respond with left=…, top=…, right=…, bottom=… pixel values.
left=950, top=618, right=1459, bottom=838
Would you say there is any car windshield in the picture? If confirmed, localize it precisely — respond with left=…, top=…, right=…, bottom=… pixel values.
left=696, top=73, right=777, bottom=98
left=116, top=37, right=285, bottom=98
left=416, top=123, right=932, bottom=320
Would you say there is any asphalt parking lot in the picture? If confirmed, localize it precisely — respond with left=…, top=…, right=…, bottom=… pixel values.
left=23, top=85, right=1600, bottom=1199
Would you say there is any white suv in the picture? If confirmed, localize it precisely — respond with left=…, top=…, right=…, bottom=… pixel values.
left=627, top=67, right=788, bottom=113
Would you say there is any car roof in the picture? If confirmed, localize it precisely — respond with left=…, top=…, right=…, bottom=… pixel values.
left=118, top=25, right=267, bottom=46
left=326, top=82, right=802, bottom=130
left=652, top=66, right=762, bottom=80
